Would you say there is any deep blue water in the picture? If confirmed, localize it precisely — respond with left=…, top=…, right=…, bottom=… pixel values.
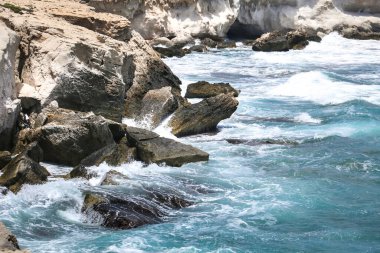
left=1, top=33, right=380, bottom=253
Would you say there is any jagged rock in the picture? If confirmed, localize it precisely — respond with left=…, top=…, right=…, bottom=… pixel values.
left=201, top=38, right=219, bottom=48
left=0, top=151, right=12, bottom=170
left=82, top=191, right=192, bottom=229
left=226, top=139, right=299, bottom=146
left=126, top=127, right=209, bottom=167
left=185, top=81, right=239, bottom=99
left=0, top=222, right=21, bottom=251
left=82, top=193, right=163, bottom=229
left=335, top=24, right=380, bottom=40
left=66, top=165, right=97, bottom=180
left=0, top=152, right=50, bottom=193
left=169, top=94, right=239, bottom=137
left=0, top=21, right=21, bottom=151
left=0, top=0, right=182, bottom=123
left=140, top=87, right=178, bottom=128
left=101, top=170, right=129, bottom=186
left=188, top=45, right=208, bottom=53
left=216, top=40, right=237, bottom=49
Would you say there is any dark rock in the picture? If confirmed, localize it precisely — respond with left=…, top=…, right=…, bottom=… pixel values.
left=0, top=222, right=21, bottom=251
left=143, top=189, right=193, bottom=209
left=185, top=81, right=239, bottom=99
left=140, top=87, right=178, bottom=128
left=217, top=40, right=237, bottom=49
left=107, top=121, right=127, bottom=142
left=169, top=94, right=239, bottom=137
left=0, top=151, right=12, bottom=170
left=188, top=45, right=207, bottom=53
left=335, top=24, right=380, bottom=40
left=201, top=38, right=218, bottom=48
left=81, top=193, right=163, bottom=229
left=0, top=152, right=50, bottom=193
left=153, top=46, right=187, bottom=58
left=125, top=127, right=159, bottom=146
left=101, top=170, right=129, bottom=186
left=252, top=30, right=320, bottom=52
left=226, top=139, right=298, bottom=146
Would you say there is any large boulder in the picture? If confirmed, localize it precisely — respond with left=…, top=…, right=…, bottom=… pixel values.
left=169, top=94, right=239, bottom=137
left=15, top=108, right=116, bottom=167
left=0, top=0, right=182, bottom=123
left=0, top=151, right=12, bottom=170
left=0, top=21, right=21, bottom=151
left=101, top=170, right=129, bottom=186
left=126, top=127, right=209, bottom=167
left=185, top=81, right=239, bottom=99
left=139, top=87, right=178, bottom=128
left=0, top=222, right=27, bottom=252
left=0, top=152, right=50, bottom=193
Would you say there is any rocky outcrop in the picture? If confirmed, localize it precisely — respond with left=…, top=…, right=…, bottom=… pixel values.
left=169, top=94, right=239, bottom=137
left=0, top=151, right=50, bottom=193
left=81, top=191, right=192, bottom=229
left=0, top=151, right=12, bottom=170
left=0, top=21, right=21, bottom=151
left=0, top=222, right=29, bottom=252
left=0, top=0, right=181, bottom=124
left=185, top=81, right=239, bottom=99
left=126, top=127, right=209, bottom=167
left=101, top=170, right=129, bottom=186
left=87, top=0, right=238, bottom=40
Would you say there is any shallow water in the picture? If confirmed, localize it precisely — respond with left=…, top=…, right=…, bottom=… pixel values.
left=1, top=33, right=380, bottom=252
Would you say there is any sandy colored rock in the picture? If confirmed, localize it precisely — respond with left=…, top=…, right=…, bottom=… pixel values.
left=185, top=81, right=239, bottom=99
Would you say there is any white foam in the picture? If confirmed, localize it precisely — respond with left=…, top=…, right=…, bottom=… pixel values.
left=268, top=71, right=380, bottom=105
left=294, top=113, right=322, bottom=124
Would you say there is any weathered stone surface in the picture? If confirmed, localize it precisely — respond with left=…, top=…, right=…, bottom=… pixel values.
left=66, top=165, right=97, bottom=180
left=82, top=191, right=192, bottom=229
left=101, top=170, right=129, bottom=186
left=169, top=94, right=239, bottom=137
left=126, top=127, right=209, bottom=166
left=252, top=30, right=306, bottom=52
left=188, top=45, right=207, bottom=53
left=153, top=46, right=187, bottom=58
left=0, top=0, right=182, bottom=123
left=185, top=81, right=239, bottom=99
left=0, top=152, right=50, bottom=193
left=0, top=21, right=21, bottom=151
left=335, top=23, right=380, bottom=40
left=0, top=222, right=22, bottom=251
left=0, top=151, right=12, bottom=170
left=140, top=87, right=178, bottom=128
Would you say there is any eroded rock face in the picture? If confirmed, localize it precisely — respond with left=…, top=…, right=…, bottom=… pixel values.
left=0, top=21, right=21, bottom=151
left=185, top=81, right=239, bottom=99
left=0, top=0, right=181, bottom=124
left=0, top=222, right=21, bottom=251
left=169, top=94, right=239, bottom=137
left=101, top=170, right=129, bottom=186
left=87, top=0, right=238, bottom=40
left=126, top=127, right=209, bottom=167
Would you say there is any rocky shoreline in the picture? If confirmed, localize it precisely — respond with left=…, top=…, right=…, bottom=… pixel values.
left=1, top=0, right=380, bottom=251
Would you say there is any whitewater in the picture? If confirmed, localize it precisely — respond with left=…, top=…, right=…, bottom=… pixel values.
left=0, top=33, right=379, bottom=252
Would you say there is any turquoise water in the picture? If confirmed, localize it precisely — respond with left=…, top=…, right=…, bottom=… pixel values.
left=1, top=33, right=380, bottom=252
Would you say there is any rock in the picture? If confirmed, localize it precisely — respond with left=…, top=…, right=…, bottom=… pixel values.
left=81, top=193, right=163, bottom=229
left=226, top=139, right=299, bottom=146
left=216, top=40, right=237, bottom=49
left=201, top=38, right=218, bottom=48
left=14, top=108, right=115, bottom=167
left=335, top=24, right=380, bottom=40
left=0, top=151, right=12, bottom=170
left=169, top=94, right=239, bottom=137
left=0, top=21, right=21, bottom=151
left=140, top=87, right=178, bottom=128
left=252, top=30, right=311, bottom=52
left=101, top=170, right=129, bottom=186
left=1, top=0, right=182, bottom=123
left=153, top=46, right=187, bottom=58
left=0, top=222, right=21, bottom=251
left=66, top=165, right=97, bottom=180
left=82, top=191, right=192, bottom=229
left=87, top=0, right=237, bottom=40
left=126, top=127, right=209, bottom=167
left=0, top=152, right=50, bottom=193
left=188, top=45, right=208, bottom=53
left=185, top=81, right=239, bottom=99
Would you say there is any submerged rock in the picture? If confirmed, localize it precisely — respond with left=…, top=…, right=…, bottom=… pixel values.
left=226, top=139, right=299, bottom=146
left=185, top=81, right=239, bottom=99
left=126, top=127, right=209, bottom=167
left=0, top=152, right=50, bottom=193
left=169, top=94, right=239, bottom=137
left=252, top=30, right=312, bottom=52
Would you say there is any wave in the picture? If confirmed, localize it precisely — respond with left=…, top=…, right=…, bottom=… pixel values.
left=268, top=71, right=380, bottom=105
